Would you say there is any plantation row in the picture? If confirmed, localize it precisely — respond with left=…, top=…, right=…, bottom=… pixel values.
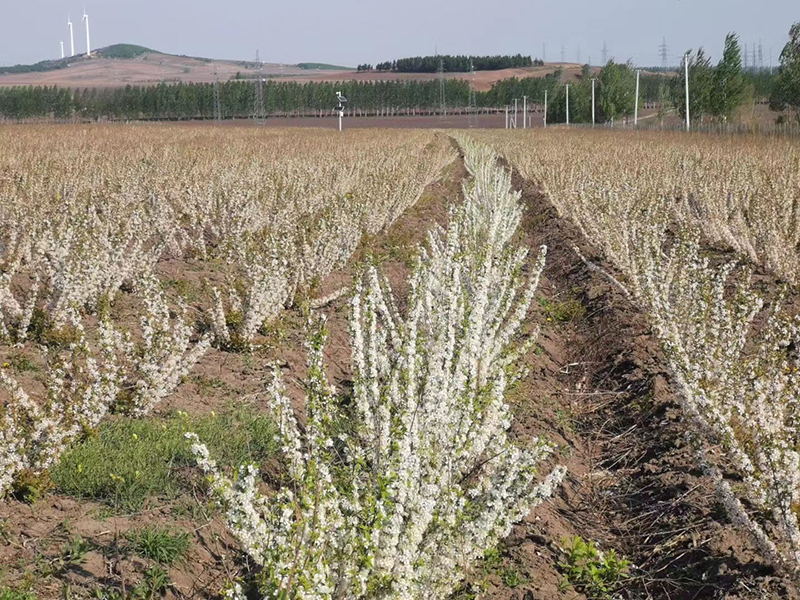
left=0, top=127, right=567, bottom=598
left=472, top=129, right=800, bottom=585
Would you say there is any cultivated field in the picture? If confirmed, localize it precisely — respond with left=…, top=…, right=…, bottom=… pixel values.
left=1, top=123, right=799, bottom=600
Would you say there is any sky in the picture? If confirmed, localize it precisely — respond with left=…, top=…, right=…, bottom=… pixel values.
left=0, top=0, right=796, bottom=69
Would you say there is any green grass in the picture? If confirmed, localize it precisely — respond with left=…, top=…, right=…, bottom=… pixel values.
left=537, top=296, right=586, bottom=324
left=125, top=526, right=190, bottom=565
left=98, top=44, right=155, bottom=59
left=0, top=589, right=37, bottom=600
left=52, top=409, right=278, bottom=512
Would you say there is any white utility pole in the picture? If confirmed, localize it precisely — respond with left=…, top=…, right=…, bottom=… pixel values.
left=684, top=51, right=691, bottom=131
left=543, top=90, right=548, bottom=128
left=591, top=78, right=596, bottom=126
left=82, top=9, right=91, bottom=57
left=522, top=95, right=527, bottom=129
left=634, top=69, right=640, bottom=126
left=60, top=41, right=65, bottom=59
left=565, top=84, right=570, bottom=125
left=68, top=15, right=75, bottom=57
left=513, top=98, right=518, bottom=129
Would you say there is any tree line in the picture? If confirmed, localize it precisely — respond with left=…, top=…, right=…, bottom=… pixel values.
left=368, top=54, right=539, bottom=73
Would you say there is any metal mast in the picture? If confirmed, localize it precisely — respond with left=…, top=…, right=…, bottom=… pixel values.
left=253, top=49, right=266, bottom=123
left=438, top=56, right=446, bottom=119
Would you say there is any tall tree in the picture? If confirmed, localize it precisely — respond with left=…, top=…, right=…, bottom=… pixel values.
left=671, top=48, right=714, bottom=123
left=597, top=60, right=636, bottom=123
left=712, top=33, right=745, bottom=119
left=770, top=22, right=800, bottom=123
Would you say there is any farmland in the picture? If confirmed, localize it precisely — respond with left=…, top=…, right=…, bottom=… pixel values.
left=1, top=123, right=800, bottom=600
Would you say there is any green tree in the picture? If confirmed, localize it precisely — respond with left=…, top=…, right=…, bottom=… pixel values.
left=671, top=48, right=714, bottom=123
left=712, top=33, right=745, bottom=119
left=597, top=60, right=636, bottom=123
left=770, top=22, right=800, bottom=123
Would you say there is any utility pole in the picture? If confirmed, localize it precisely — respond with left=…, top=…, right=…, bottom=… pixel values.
left=543, top=90, right=548, bottom=128
left=213, top=71, right=222, bottom=123
left=634, top=69, right=640, bottom=126
left=523, top=95, right=527, bottom=129
left=602, top=41, right=608, bottom=65
left=513, top=98, right=518, bottom=128
left=505, top=105, right=509, bottom=129
left=566, top=84, right=570, bottom=125
left=468, top=59, right=477, bottom=128
left=253, top=49, right=266, bottom=124
left=543, top=43, right=546, bottom=63
left=591, top=78, right=596, bottom=126
left=438, top=57, right=446, bottom=119
left=684, top=51, right=691, bottom=131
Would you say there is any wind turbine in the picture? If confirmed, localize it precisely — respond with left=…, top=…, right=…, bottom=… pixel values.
left=82, top=8, right=91, bottom=57
left=67, top=14, right=75, bottom=57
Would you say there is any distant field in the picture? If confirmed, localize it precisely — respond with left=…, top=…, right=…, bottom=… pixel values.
left=0, top=51, right=589, bottom=91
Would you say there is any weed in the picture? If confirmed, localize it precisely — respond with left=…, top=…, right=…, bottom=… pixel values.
left=60, top=535, right=91, bottom=566
left=558, top=536, right=630, bottom=598
left=3, top=352, right=39, bottom=373
left=501, top=567, right=526, bottom=588
left=131, top=566, right=170, bottom=599
left=0, top=588, right=37, bottom=600
left=538, top=296, right=586, bottom=324
left=125, top=526, right=190, bottom=565
left=52, top=409, right=278, bottom=512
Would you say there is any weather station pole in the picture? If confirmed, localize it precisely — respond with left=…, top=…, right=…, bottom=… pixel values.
left=634, top=69, right=640, bottom=126
left=684, top=52, right=691, bottom=131
left=591, top=78, right=596, bottom=126
left=565, top=84, right=570, bottom=125
left=336, top=91, right=347, bottom=132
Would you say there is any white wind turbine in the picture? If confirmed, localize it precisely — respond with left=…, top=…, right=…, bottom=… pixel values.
left=67, top=14, right=75, bottom=56
left=82, top=8, right=91, bottom=57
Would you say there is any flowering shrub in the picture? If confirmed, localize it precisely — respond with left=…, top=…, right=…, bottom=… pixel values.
left=473, top=129, right=800, bottom=581
left=188, top=141, right=564, bottom=599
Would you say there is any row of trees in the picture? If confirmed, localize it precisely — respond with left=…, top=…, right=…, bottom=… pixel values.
left=374, top=54, right=538, bottom=73
left=0, top=79, right=475, bottom=120
left=770, top=22, right=800, bottom=123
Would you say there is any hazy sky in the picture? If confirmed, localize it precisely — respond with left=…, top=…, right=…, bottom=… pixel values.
left=1, top=0, right=796, bottom=68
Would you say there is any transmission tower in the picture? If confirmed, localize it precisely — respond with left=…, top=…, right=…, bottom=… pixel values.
left=659, top=37, right=669, bottom=69
left=602, top=41, right=608, bottom=65
left=468, top=59, right=477, bottom=128
left=213, top=71, right=222, bottom=122
left=560, top=44, right=565, bottom=63
left=253, top=49, right=266, bottom=123
left=744, top=44, right=749, bottom=70
left=758, top=40, right=764, bottom=69
left=542, top=42, right=546, bottom=63
left=753, top=45, right=757, bottom=71
left=577, top=45, right=581, bottom=64
left=438, top=57, right=446, bottom=119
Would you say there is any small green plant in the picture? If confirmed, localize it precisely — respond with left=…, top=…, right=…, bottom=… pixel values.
left=3, top=352, right=39, bottom=373
left=558, top=536, right=630, bottom=598
left=538, top=296, right=586, bottom=324
left=0, top=588, right=37, bottom=600
left=130, top=566, right=170, bottom=599
left=60, top=535, right=91, bottom=566
left=125, top=526, right=190, bottom=565
left=501, top=567, right=526, bottom=588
